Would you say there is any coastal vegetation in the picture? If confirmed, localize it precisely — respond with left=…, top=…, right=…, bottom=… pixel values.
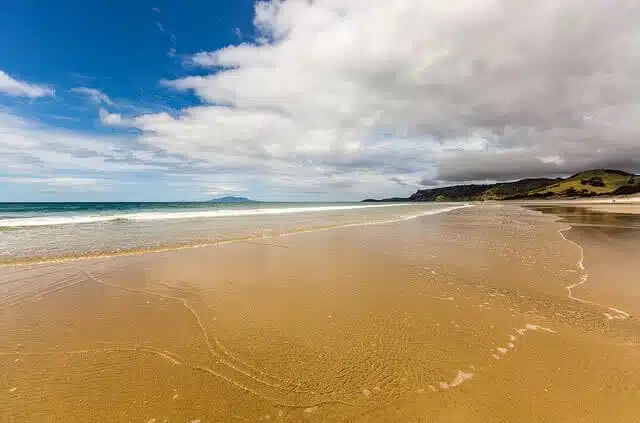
left=364, top=169, right=640, bottom=202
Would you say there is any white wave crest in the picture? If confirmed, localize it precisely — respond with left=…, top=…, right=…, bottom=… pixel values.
left=0, top=203, right=472, bottom=228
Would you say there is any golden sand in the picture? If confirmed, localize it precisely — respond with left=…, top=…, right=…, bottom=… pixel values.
left=1, top=205, right=639, bottom=422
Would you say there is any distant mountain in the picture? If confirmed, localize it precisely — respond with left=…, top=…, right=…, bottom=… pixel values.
left=363, top=169, right=639, bottom=202
left=209, top=196, right=256, bottom=203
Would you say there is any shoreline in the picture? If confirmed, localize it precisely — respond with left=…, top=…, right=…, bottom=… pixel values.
left=0, top=204, right=472, bottom=268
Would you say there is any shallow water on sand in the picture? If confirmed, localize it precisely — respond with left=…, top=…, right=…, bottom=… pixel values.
left=1, top=205, right=639, bottom=422
left=530, top=205, right=640, bottom=321
left=0, top=203, right=460, bottom=265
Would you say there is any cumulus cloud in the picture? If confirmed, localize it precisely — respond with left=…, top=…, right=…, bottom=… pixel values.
left=71, top=87, right=114, bottom=106
left=0, top=111, right=160, bottom=175
left=0, top=69, right=54, bottom=98
left=131, top=0, right=639, bottom=191
left=99, top=108, right=123, bottom=125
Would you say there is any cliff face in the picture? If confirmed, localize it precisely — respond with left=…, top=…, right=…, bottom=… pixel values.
left=364, top=170, right=639, bottom=202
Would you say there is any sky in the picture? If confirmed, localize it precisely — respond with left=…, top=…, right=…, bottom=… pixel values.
left=1, top=0, right=639, bottom=202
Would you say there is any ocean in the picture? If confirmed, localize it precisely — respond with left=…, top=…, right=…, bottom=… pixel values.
left=0, top=202, right=470, bottom=265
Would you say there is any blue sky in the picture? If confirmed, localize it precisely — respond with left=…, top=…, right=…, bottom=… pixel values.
left=0, top=1, right=249, bottom=129
left=0, top=1, right=263, bottom=201
left=1, top=1, right=638, bottom=201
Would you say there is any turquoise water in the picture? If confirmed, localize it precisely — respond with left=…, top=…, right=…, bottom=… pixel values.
left=0, top=202, right=468, bottom=264
left=0, top=202, right=371, bottom=226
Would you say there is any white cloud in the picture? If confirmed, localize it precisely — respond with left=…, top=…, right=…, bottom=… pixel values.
left=142, top=0, right=639, bottom=189
left=0, top=70, right=54, bottom=98
left=71, top=87, right=114, bottom=106
left=0, top=111, right=159, bottom=175
left=0, top=176, right=108, bottom=189
left=99, top=108, right=123, bottom=125
left=205, top=185, right=248, bottom=198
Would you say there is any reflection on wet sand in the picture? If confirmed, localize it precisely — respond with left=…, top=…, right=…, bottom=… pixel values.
left=530, top=205, right=640, bottom=320
left=1, top=205, right=639, bottom=422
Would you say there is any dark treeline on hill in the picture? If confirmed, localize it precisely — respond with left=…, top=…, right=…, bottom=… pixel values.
left=363, top=169, right=640, bottom=202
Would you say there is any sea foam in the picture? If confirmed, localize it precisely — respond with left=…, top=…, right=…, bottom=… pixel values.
left=0, top=203, right=472, bottom=228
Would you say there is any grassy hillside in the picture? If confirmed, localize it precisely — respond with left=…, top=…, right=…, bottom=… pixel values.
left=529, top=169, right=638, bottom=197
left=479, top=178, right=560, bottom=200
left=364, top=169, right=639, bottom=202
left=408, top=184, right=490, bottom=202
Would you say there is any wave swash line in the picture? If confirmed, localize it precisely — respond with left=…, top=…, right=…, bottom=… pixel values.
left=558, top=227, right=630, bottom=321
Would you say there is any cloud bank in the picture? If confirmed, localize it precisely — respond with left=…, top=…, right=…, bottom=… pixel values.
left=120, top=0, right=640, bottom=190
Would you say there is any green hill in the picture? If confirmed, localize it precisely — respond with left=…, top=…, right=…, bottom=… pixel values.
left=363, top=169, right=639, bottom=202
left=527, top=169, right=638, bottom=198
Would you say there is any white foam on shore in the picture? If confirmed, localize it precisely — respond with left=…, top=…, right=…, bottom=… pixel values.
left=492, top=324, right=557, bottom=362
left=448, top=370, right=474, bottom=387
left=608, top=307, right=630, bottom=318
left=558, top=228, right=630, bottom=320
left=525, top=324, right=557, bottom=334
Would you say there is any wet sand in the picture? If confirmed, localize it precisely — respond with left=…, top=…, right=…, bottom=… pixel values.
left=1, top=205, right=639, bottom=422
left=524, top=196, right=640, bottom=215
left=582, top=204, right=640, bottom=215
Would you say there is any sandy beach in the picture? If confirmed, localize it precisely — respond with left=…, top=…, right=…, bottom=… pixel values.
left=1, top=204, right=639, bottom=422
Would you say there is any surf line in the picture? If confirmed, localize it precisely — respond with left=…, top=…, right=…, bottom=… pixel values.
left=1, top=204, right=474, bottom=269
left=558, top=227, right=630, bottom=320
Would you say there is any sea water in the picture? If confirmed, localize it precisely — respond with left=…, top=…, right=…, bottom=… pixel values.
left=0, top=202, right=470, bottom=264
